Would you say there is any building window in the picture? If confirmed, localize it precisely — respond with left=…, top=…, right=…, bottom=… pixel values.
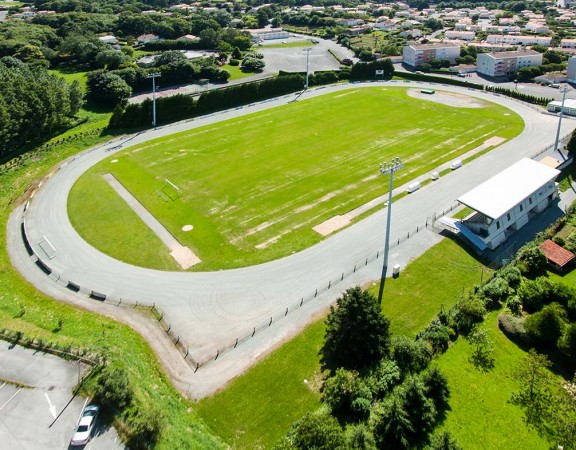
left=507, top=213, right=511, bottom=221
left=529, top=197, right=533, bottom=204
left=496, top=221, right=501, bottom=230
left=520, top=204, right=523, bottom=212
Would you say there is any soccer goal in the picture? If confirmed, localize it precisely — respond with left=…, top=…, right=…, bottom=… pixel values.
left=160, top=178, right=181, bottom=201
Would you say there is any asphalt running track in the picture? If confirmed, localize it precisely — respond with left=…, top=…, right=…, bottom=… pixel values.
left=7, top=81, right=576, bottom=399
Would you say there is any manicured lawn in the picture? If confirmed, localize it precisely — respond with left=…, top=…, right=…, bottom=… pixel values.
left=48, top=65, right=90, bottom=90
left=436, top=310, right=549, bottom=449
left=260, top=40, right=316, bottom=48
left=0, top=129, right=223, bottom=449
left=196, top=238, right=491, bottom=448
left=221, top=64, right=254, bottom=80
left=69, top=87, right=523, bottom=271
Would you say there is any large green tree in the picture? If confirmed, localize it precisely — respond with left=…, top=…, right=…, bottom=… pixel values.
left=321, top=287, right=391, bottom=372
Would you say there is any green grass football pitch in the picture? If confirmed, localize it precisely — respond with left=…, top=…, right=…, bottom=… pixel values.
left=68, top=87, right=524, bottom=270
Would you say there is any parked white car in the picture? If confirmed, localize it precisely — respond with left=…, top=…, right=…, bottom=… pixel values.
left=70, top=404, right=99, bottom=446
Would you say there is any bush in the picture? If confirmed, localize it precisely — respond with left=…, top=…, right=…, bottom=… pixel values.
left=515, top=244, right=548, bottom=278
left=498, top=313, right=532, bottom=344
left=229, top=58, right=240, bottom=66
left=422, top=366, right=450, bottom=412
left=480, top=277, right=510, bottom=310
left=126, top=404, right=164, bottom=449
left=517, top=277, right=552, bottom=313
left=321, top=368, right=372, bottom=421
left=525, top=303, right=565, bottom=344
left=450, top=294, right=486, bottom=335
left=498, top=265, right=522, bottom=290
left=284, top=412, right=347, bottom=450
left=346, top=423, right=377, bottom=450
left=93, top=366, right=132, bottom=412
left=392, top=336, right=432, bottom=374
left=365, top=358, right=401, bottom=400
left=559, top=323, right=576, bottom=364
left=417, top=319, right=451, bottom=355
left=507, top=296, right=522, bottom=316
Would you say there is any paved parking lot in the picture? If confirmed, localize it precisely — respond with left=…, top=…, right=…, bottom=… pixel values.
left=0, top=341, right=123, bottom=450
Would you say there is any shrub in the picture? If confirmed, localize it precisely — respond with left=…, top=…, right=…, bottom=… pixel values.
left=365, top=358, right=401, bottom=400
left=450, top=294, right=486, bottom=335
left=417, top=319, right=451, bottom=355
left=392, top=336, right=432, bottom=374
left=517, top=277, right=554, bottom=313
left=515, top=244, right=548, bottom=278
left=422, top=366, right=450, bottom=412
left=285, top=412, right=346, bottom=450
left=229, top=58, right=240, bottom=66
left=93, top=366, right=132, bottom=412
left=498, top=265, right=522, bottom=290
left=321, top=368, right=372, bottom=421
left=507, top=295, right=522, bottom=316
left=559, top=323, right=576, bottom=364
left=346, top=423, right=377, bottom=450
left=525, top=303, right=565, bottom=344
left=126, top=404, right=164, bottom=449
left=480, top=277, right=510, bottom=309
left=498, top=313, right=532, bottom=344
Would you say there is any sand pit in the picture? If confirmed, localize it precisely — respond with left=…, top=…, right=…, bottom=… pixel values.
left=407, top=89, right=488, bottom=108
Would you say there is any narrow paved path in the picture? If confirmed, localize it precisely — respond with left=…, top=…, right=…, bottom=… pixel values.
left=7, top=81, right=576, bottom=398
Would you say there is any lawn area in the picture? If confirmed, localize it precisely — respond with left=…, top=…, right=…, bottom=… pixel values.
left=196, top=238, right=491, bottom=448
left=0, top=131, right=223, bottom=449
left=221, top=63, right=255, bottom=80
left=48, top=65, right=90, bottom=90
left=260, top=40, right=316, bottom=49
left=69, top=87, right=523, bottom=271
left=436, top=310, right=550, bottom=449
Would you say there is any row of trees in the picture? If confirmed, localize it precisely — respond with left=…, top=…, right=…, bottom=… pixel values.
left=0, top=57, right=83, bottom=157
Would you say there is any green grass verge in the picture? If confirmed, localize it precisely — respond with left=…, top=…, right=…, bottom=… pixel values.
left=435, top=310, right=550, bottom=449
left=196, top=238, right=492, bottom=448
left=69, top=87, right=524, bottom=271
left=260, top=40, right=316, bottom=49
left=221, top=63, right=255, bottom=80
left=48, top=65, right=90, bottom=90
left=0, top=126, right=223, bottom=449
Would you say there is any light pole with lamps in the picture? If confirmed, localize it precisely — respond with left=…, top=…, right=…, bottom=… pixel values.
left=553, top=86, right=570, bottom=158
left=146, top=72, right=161, bottom=128
left=303, top=48, right=311, bottom=89
left=377, top=157, right=405, bottom=304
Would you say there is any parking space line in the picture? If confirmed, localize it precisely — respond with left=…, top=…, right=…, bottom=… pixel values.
left=0, top=382, right=6, bottom=391
left=0, top=388, right=22, bottom=411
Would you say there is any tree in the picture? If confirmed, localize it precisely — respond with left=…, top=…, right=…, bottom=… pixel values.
left=559, top=323, right=576, bottom=364
left=93, top=366, right=132, bottom=411
left=154, top=49, right=187, bottom=67
left=392, top=335, right=432, bottom=374
left=283, top=412, right=346, bottom=450
left=241, top=57, right=265, bottom=72
left=424, top=431, right=463, bottom=450
left=321, top=368, right=372, bottom=421
left=86, top=71, right=132, bottom=107
left=231, top=46, right=242, bottom=60
left=524, top=303, right=565, bottom=344
left=515, top=244, right=547, bottom=278
left=347, top=423, right=377, bottom=450
left=509, top=349, right=554, bottom=430
left=321, top=287, right=391, bottom=371
left=466, top=326, right=494, bottom=371
left=567, top=127, right=576, bottom=156
left=422, top=366, right=450, bottom=412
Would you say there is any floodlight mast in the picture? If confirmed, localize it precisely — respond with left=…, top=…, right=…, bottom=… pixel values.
left=303, top=48, right=311, bottom=90
left=553, top=86, right=570, bottom=158
left=377, top=157, right=405, bottom=305
left=146, top=72, right=161, bottom=128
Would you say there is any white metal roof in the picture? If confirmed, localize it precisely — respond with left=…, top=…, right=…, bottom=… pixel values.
left=457, top=158, right=559, bottom=220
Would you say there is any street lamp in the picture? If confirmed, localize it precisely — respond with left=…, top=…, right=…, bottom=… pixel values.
left=303, top=48, right=311, bottom=90
left=146, top=72, right=161, bottom=128
left=377, top=157, right=405, bottom=304
left=553, top=86, right=570, bottom=158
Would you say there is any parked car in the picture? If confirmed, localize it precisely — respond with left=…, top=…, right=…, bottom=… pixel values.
left=70, top=405, right=99, bottom=446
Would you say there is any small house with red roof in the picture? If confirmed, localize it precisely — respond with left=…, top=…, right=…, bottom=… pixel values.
left=539, top=239, right=575, bottom=272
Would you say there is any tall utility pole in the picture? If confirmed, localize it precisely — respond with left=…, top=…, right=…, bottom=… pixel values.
left=553, top=86, right=570, bottom=158
left=146, top=72, right=161, bottom=128
left=303, top=48, right=311, bottom=90
left=377, top=157, right=405, bottom=305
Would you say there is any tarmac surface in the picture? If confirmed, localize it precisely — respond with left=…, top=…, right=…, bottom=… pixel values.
left=7, top=81, right=576, bottom=399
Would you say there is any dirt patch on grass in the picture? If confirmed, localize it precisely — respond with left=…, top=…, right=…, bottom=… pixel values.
left=407, top=89, right=489, bottom=108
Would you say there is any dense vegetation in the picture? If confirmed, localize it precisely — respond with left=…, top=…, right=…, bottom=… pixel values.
left=0, top=57, right=83, bottom=157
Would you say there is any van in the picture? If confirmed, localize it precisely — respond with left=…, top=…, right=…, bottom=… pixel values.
left=407, top=182, right=421, bottom=193
left=550, top=83, right=560, bottom=88
left=450, top=160, right=462, bottom=170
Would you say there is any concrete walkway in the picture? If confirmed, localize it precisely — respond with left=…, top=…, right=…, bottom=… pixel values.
left=102, top=173, right=200, bottom=269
